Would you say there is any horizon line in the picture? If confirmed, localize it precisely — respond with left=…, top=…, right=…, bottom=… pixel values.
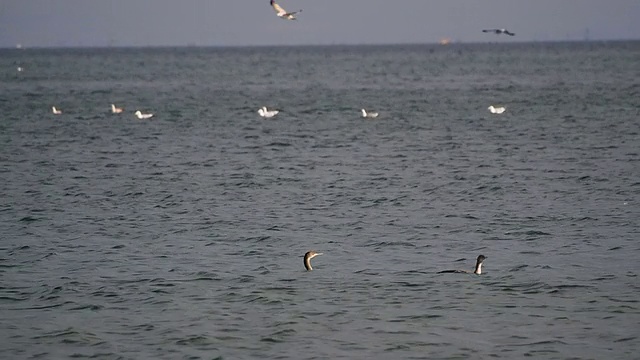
left=3, top=38, right=639, bottom=50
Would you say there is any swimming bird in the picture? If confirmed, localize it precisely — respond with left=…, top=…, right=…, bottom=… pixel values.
left=303, top=251, right=323, bottom=271
left=488, top=105, right=506, bottom=114
left=52, top=106, right=62, bottom=115
left=134, top=110, right=153, bottom=119
left=482, top=28, right=515, bottom=36
left=438, top=255, right=487, bottom=275
left=111, top=104, right=124, bottom=114
left=258, top=106, right=279, bottom=118
left=361, top=109, right=379, bottom=118
left=270, top=0, right=302, bottom=20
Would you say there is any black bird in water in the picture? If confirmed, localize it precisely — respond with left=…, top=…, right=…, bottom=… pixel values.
left=438, top=255, right=487, bottom=275
left=482, top=29, right=515, bottom=36
left=303, top=251, right=323, bottom=271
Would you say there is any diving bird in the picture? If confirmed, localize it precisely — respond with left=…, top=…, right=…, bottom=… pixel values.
left=52, top=106, right=62, bottom=115
left=488, top=105, right=506, bottom=114
left=482, top=28, right=515, bottom=36
left=258, top=106, right=279, bottom=118
left=134, top=110, right=153, bottom=119
left=270, top=0, right=302, bottom=20
left=303, top=251, right=323, bottom=271
left=361, top=109, right=379, bottom=118
left=438, top=255, right=487, bottom=275
left=111, top=104, right=124, bottom=114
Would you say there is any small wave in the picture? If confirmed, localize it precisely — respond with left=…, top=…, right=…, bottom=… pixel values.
left=265, top=142, right=291, bottom=147
left=510, top=339, right=568, bottom=346
left=0, top=295, right=29, bottom=302
left=15, top=301, right=73, bottom=311
left=69, top=304, right=103, bottom=311
left=508, top=264, right=529, bottom=272
left=614, top=336, right=637, bottom=343
left=444, top=214, right=479, bottom=220
left=175, top=335, right=215, bottom=346
left=367, top=241, right=416, bottom=249
left=504, top=230, right=552, bottom=237
left=260, top=328, right=296, bottom=343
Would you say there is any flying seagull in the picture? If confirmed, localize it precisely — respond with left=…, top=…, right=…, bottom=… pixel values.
left=482, top=29, right=515, bottom=36
left=270, top=0, right=302, bottom=20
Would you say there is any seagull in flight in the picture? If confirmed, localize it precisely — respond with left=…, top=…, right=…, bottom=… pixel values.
left=270, top=0, right=302, bottom=20
left=482, top=28, right=515, bottom=36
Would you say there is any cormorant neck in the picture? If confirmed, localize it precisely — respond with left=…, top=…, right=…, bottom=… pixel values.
left=474, top=262, right=482, bottom=275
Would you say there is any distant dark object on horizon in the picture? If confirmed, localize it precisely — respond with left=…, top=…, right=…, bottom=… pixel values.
left=482, top=29, right=515, bottom=36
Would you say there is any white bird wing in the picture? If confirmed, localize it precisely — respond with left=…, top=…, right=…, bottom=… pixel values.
left=271, top=1, right=287, bottom=15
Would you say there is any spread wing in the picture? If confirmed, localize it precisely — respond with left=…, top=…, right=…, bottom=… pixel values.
left=271, top=0, right=287, bottom=15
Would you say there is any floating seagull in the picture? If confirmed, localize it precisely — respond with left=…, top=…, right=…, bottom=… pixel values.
left=134, top=110, right=153, bottom=119
left=270, top=0, right=302, bottom=20
left=17, top=66, right=24, bottom=72
left=488, top=105, right=506, bottom=114
left=303, top=251, right=323, bottom=271
left=361, top=109, right=379, bottom=118
left=482, top=28, right=515, bottom=36
left=258, top=106, right=279, bottom=118
left=438, top=255, right=487, bottom=275
left=111, top=104, right=124, bottom=114
left=52, top=106, right=62, bottom=115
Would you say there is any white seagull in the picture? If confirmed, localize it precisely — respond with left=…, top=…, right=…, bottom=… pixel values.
left=135, top=110, right=153, bottom=119
left=482, top=28, right=515, bottom=36
left=488, top=105, right=506, bottom=114
left=111, top=104, right=124, bottom=114
left=270, top=0, right=302, bottom=20
left=258, top=106, right=279, bottom=118
left=361, top=109, right=379, bottom=118
left=52, top=106, right=62, bottom=115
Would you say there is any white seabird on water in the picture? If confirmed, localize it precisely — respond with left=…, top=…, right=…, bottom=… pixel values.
left=111, top=104, right=124, bottom=114
left=270, top=0, right=302, bottom=20
left=361, top=109, right=379, bottom=118
left=134, top=110, right=153, bottom=119
left=52, top=106, right=62, bottom=115
left=482, top=28, right=515, bottom=36
left=258, top=106, right=279, bottom=118
left=488, top=105, right=506, bottom=114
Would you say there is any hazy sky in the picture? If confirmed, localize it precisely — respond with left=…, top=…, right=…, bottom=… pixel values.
left=1, top=0, right=639, bottom=48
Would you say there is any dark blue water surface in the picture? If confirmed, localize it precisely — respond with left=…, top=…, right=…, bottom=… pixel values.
left=1, top=42, right=639, bottom=359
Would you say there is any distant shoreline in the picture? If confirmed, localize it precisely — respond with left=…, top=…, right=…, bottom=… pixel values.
left=2, top=38, right=639, bottom=51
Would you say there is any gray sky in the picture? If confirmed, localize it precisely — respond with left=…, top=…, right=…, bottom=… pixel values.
left=1, top=0, right=639, bottom=48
